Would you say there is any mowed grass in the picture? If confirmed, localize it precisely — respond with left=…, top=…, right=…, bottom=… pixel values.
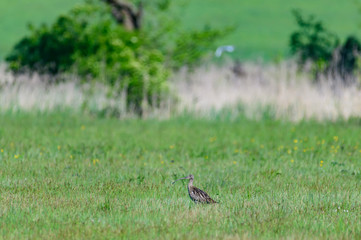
left=1, top=0, right=361, bottom=60
left=0, top=113, right=361, bottom=239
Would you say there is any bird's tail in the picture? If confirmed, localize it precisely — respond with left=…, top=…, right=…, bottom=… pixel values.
left=209, top=199, right=219, bottom=204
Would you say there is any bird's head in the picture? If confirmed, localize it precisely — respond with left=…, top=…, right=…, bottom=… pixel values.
left=172, top=174, right=194, bottom=184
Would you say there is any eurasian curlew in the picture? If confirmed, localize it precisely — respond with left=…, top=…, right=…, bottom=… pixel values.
left=172, top=174, right=218, bottom=204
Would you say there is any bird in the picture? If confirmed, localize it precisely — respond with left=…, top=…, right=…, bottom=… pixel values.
left=172, top=174, right=218, bottom=204
left=215, top=45, right=235, bottom=57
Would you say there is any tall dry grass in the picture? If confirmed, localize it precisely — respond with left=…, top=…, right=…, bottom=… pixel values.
left=1, top=62, right=361, bottom=121
left=0, top=64, right=131, bottom=116
left=173, top=61, right=361, bottom=121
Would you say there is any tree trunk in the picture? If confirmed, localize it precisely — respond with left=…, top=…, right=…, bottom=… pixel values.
left=102, top=0, right=143, bottom=31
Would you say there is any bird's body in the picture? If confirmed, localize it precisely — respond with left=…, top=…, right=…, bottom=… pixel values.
left=173, top=174, right=218, bottom=204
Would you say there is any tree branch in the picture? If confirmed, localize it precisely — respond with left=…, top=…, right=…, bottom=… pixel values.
left=102, top=0, right=143, bottom=30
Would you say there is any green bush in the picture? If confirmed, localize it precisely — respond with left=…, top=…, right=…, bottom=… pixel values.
left=6, top=2, right=169, bottom=115
left=289, top=10, right=361, bottom=82
left=289, top=10, right=339, bottom=78
left=336, top=36, right=361, bottom=80
left=6, top=17, right=82, bottom=75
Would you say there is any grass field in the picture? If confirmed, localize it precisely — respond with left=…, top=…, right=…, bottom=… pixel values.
left=1, top=112, right=361, bottom=239
left=1, top=0, right=361, bottom=60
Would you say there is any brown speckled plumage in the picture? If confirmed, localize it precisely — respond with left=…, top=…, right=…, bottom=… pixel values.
left=172, top=174, right=218, bottom=204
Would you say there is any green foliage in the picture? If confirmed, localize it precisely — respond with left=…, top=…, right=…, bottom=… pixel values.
left=5, top=1, right=169, bottom=114
left=138, top=0, right=231, bottom=69
left=3, top=0, right=361, bottom=60
left=6, top=16, right=86, bottom=74
left=336, top=36, right=361, bottom=79
left=1, top=113, right=361, bottom=238
left=290, top=10, right=361, bottom=81
left=171, top=26, right=234, bottom=69
left=5, top=0, right=229, bottom=114
left=290, top=10, right=339, bottom=68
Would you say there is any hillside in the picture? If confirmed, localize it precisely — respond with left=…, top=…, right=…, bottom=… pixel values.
left=1, top=0, right=360, bottom=60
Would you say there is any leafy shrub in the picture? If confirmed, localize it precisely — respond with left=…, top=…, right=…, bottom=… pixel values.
left=335, top=36, right=361, bottom=80
left=290, top=10, right=361, bottom=82
left=289, top=10, right=339, bottom=77
left=6, top=17, right=82, bottom=75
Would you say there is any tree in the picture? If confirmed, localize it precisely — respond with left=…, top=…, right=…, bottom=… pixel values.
left=102, top=0, right=143, bottom=30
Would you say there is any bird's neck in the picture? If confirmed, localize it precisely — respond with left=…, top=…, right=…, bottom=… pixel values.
left=188, top=179, right=193, bottom=188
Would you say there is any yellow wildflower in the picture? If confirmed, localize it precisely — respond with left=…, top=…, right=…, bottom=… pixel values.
left=209, top=137, right=216, bottom=143
left=294, top=139, right=298, bottom=144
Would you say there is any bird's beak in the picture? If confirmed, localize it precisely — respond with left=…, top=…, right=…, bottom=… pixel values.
left=172, top=176, right=188, bottom=184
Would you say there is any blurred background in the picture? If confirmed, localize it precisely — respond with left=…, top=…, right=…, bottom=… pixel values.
left=1, top=0, right=361, bottom=120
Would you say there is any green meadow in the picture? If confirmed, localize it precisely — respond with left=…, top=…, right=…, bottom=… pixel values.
left=2, top=1, right=361, bottom=238
left=1, top=0, right=361, bottom=59
left=1, top=113, right=361, bottom=239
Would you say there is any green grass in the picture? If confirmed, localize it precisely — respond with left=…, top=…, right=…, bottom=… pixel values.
left=1, top=112, right=361, bottom=239
left=1, top=0, right=361, bottom=60
left=181, top=0, right=361, bottom=60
